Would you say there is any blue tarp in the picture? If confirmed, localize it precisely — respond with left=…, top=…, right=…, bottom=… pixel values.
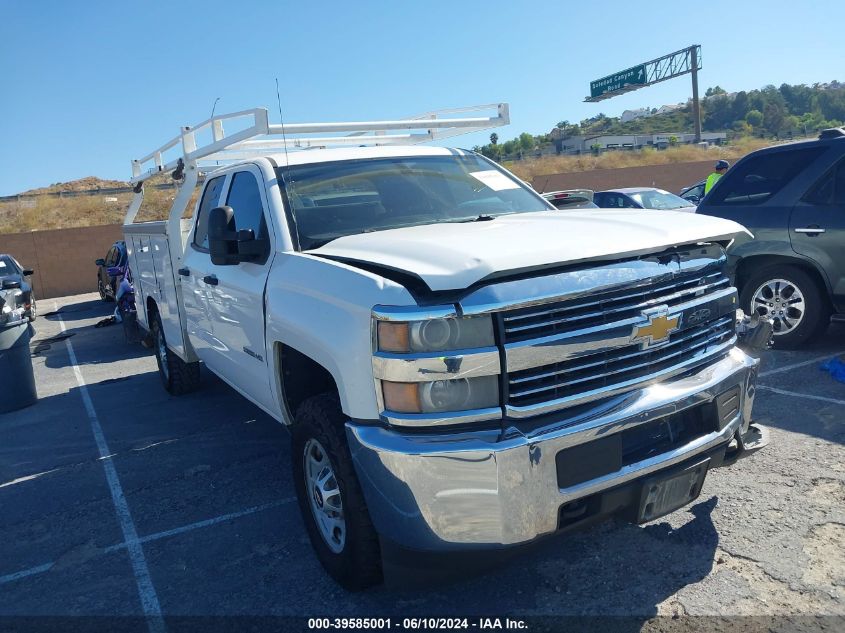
left=820, top=356, right=845, bottom=383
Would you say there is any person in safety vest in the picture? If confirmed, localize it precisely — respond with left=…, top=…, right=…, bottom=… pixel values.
left=705, top=160, right=730, bottom=194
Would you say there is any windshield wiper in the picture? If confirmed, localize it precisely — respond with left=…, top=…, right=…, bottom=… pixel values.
left=451, top=214, right=497, bottom=223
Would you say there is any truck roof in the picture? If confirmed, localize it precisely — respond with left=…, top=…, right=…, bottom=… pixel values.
left=208, top=145, right=471, bottom=175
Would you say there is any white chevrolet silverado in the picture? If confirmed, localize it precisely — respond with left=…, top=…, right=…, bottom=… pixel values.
left=124, top=106, right=769, bottom=589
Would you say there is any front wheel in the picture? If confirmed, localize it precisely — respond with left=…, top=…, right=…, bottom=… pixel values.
left=151, top=313, right=201, bottom=395
left=740, top=265, right=829, bottom=349
left=98, top=278, right=111, bottom=302
left=292, top=394, right=382, bottom=590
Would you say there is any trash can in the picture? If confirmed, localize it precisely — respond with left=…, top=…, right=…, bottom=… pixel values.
left=0, top=320, right=37, bottom=413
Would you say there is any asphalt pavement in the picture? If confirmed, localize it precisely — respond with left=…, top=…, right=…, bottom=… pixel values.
left=1, top=293, right=843, bottom=632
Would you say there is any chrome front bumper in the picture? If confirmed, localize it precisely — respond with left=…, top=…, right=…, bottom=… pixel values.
left=347, top=347, right=760, bottom=551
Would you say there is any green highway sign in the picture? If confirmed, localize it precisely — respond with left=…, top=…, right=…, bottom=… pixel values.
left=590, top=64, right=647, bottom=99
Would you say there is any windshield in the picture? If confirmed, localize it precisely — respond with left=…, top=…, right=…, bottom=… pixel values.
left=277, top=155, right=552, bottom=249
left=0, top=255, right=19, bottom=277
left=630, top=189, right=693, bottom=210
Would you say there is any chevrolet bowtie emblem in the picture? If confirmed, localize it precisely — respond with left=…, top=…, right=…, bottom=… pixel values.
left=632, top=310, right=680, bottom=348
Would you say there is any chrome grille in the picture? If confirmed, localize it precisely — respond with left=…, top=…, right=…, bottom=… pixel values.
left=507, top=314, right=735, bottom=408
left=502, top=269, right=730, bottom=344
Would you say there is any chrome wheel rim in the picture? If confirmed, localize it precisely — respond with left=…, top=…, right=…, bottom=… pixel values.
left=303, top=438, right=345, bottom=553
left=751, top=278, right=806, bottom=335
left=157, top=326, right=169, bottom=380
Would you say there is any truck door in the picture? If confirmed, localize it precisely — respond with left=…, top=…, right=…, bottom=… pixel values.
left=202, top=167, right=276, bottom=411
left=790, top=157, right=845, bottom=302
left=181, top=175, right=227, bottom=364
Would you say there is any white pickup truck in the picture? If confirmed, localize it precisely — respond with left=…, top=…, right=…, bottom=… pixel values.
left=124, top=106, right=768, bottom=589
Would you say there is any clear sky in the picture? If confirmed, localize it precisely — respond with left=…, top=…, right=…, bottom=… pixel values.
left=1, top=0, right=843, bottom=195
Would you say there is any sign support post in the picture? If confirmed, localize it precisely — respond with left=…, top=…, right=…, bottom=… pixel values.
left=690, top=45, right=702, bottom=143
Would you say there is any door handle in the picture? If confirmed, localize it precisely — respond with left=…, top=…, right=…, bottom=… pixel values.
left=203, top=275, right=219, bottom=286
left=177, top=267, right=190, bottom=277
left=794, top=226, right=825, bottom=235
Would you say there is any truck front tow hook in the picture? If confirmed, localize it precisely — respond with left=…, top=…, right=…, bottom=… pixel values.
left=736, top=311, right=774, bottom=356
left=722, top=422, right=770, bottom=467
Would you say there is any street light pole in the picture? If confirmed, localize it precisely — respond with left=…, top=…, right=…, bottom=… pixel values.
left=690, top=45, right=702, bottom=143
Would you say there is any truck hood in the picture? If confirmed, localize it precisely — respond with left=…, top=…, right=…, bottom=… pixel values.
left=308, top=209, right=750, bottom=292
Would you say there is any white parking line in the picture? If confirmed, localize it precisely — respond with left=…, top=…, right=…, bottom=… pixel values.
left=759, top=352, right=845, bottom=378
left=58, top=314, right=165, bottom=633
left=0, top=498, right=295, bottom=586
left=105, top=498, right=296, bottom=553
left=757, top=385, right=845, bottom=406
left=0, top=562, right=55, bottom=585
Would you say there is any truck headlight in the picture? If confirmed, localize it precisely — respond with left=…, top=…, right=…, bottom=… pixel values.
left=382, top=376, right=499, bottom=413
left=377, top=315, right=494, bottom=352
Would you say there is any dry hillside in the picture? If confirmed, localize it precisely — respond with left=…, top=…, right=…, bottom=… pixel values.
left=18, top=176, right=131, bottom=195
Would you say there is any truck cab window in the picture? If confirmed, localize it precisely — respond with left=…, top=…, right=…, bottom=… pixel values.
left=193, top=175, right=226, bottom=250
left=226, top=171, right=268, bottom=240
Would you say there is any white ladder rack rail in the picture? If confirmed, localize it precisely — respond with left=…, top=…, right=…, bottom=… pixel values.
left=129, top=103, right=509, bottom=185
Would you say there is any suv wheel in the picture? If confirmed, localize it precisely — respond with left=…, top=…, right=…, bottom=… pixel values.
left=98, top=278, right=111, bottom=302
left=292, top=394, right=382, bottom=590
left=151, top=313, right=201, bottom=395
left=740, top=265, right=829, bottom=348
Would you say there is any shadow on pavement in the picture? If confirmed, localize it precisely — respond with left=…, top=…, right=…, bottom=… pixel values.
left=40, top=298, right=113, bottom=322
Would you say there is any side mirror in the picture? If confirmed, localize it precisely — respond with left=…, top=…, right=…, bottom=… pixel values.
left=208, top=205, right=270, bottom=265
left=2, top=279, right=21, bottom=290
left=95, top=258, right=106, bottom=267
left=208, top=206, right=239, bottom=266
left=22, top=269, right=34, bottom=276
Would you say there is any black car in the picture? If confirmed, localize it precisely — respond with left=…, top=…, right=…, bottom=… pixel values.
left=0, top=254, right=36, bottom=322
left=95, top=240, right=127, bottom=301
left=696, top=128, right=845, bottom=347
left=679, top=179, right=706, bottom=204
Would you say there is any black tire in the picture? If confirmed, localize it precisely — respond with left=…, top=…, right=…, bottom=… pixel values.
left=151, top=313, right=201, bottom=395
left=292, top=394, right=382, bottom=590
left=739, top=265, right=829, bottom=349
left=98, top=278, right=112, bottom=302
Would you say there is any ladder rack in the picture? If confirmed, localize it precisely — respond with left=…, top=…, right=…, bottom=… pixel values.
left=130, top=103, right=509, bottom=184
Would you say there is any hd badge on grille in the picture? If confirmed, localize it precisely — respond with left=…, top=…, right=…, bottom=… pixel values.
left=632, top=306, right=680, bottom=349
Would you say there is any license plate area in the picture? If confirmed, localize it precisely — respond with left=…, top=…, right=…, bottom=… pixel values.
left=637, top=458, right=710, bottom=523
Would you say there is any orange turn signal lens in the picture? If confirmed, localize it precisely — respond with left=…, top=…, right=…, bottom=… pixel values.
left=377, top=321, right=410, bottom=352
left=382, top=381, right=421, bottom=413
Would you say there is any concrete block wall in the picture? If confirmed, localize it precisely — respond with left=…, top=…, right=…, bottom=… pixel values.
left=532, top=160, right=715, bottom=195
left=0, top=224, right=124, bottom=299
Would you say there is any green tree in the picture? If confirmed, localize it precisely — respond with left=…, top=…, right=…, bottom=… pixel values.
left=518, top=132, right=535, bottom=151
left=733, top=120, right=752, bottom=136
left=705, top=86, right=727, bottom=97
left=763, top=103, right=785, bottom=134
left=745, top=109, right=764, bottom=128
